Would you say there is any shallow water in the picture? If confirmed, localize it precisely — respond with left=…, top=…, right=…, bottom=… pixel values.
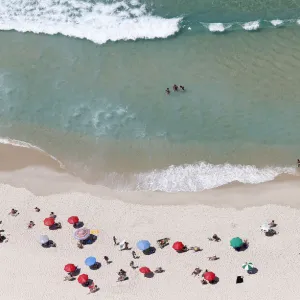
left=0, top=0, right=300, bottom=191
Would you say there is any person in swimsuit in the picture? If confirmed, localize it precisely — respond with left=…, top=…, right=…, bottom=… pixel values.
left=173, top=84, right=178, bottom=91
left=180, top=85, right=185, bottom=91
left=166, top=88, right=170, bottom=95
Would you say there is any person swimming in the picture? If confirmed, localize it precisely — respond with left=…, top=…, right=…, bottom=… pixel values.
left=180, top=85, right=185, bottom=91
left=297, top=159, right=300, bottom=167
left=166, top=88, right=170, bottom=95
left=173, top=84, right=178, bottom=91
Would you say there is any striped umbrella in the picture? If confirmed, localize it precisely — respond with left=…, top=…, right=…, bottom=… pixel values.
left=242, top=262, right=254, bottom=271
left=74, top=228, right=90, bottom=240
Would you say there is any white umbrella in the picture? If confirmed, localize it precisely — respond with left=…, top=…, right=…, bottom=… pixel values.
left=242, top=262, right=254, bottom=271
left=39, top=235, right=49, bottom=244
left=260, top=223, right=271, bottom=232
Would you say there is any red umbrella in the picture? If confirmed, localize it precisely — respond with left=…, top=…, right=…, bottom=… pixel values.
left=139, top=267, right=151, bottom=274
left=172, top=241, right=184, bottom=251
left=68, top=216, right=79, bottom=224
left=44, top=217, right=55, bottom=226
left=204, top=272, right=216, bottom=282
left=64, top=264, right=76, bottom=273
left=78, top=274, right=89, bottom=284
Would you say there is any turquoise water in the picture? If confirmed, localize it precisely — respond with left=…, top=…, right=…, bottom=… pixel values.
left=0, top=0, right=300, bottom=191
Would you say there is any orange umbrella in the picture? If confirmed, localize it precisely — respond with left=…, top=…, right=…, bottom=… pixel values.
left=172, top=241, right=184, bottom=251
left=78, top=274, right=89, bottom=284
left=44, top=217, right=55, bottom=226
left=204, top=272, right=216, bottom=282
left=139, top=267, right=151, bottom=274
left=68, top=216, right=79, bottom=224
left=64, top=264, right=76, bottom=273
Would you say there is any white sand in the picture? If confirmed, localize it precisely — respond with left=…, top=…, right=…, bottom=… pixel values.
left=1, top=168, right=300, bottom=299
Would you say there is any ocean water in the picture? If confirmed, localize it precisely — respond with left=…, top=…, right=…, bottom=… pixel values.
left=0, top=0, right=300, bottom=191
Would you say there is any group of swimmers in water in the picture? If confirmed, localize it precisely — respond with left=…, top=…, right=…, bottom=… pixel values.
left=166, top=84, right=185, bottom=95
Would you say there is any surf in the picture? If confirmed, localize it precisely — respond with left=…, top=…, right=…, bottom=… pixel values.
left=0, top=0, right=181, bottom=45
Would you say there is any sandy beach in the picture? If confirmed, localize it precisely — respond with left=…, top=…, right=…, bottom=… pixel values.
left=1, top=154, right=300, bottom=300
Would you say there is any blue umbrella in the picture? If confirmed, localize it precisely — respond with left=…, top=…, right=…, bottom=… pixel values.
left=137, top=240, right=151, bottom=251
left=85, top=256, right=96, bottom=267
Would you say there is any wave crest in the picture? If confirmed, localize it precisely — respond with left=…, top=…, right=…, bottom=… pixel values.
left=0, top=0, right=181, bottom=45
left=134, top=162, right=296, bottom=192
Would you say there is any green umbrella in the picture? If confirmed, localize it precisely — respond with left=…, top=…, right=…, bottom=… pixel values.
left=230, top=237, right=243, bottom=248
left=242, top=262, right=254, bottom=271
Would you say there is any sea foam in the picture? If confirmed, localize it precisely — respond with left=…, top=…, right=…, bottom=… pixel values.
left=242, top=21, right=260, bottom=31
left=134, top=162, right=296, bottom=192
left=0, top=0, right=181, bottom=45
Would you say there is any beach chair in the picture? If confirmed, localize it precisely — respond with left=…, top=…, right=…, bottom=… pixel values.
left=156, top=238, right=170, bottom=249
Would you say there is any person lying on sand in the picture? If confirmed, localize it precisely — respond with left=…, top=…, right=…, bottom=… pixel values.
left=117, top=275, right=128, bottom=282
left=154, top=267, right=164, bottom=273
left=77, top=241, right=84, bottom=249
left=64, top=274, right=74, bottom=281
left=208, top=234, right=221, bottom=242
left=49, top=212, right=56, bottom=218
left=9, top=209, right=19, bottom=216
left=118, top=269, right=126, bottom=276
left=130, top=261, right=137, bottom=269
left=191, top=268, right=201, bottom=276
left=34, top=207, right=40, bottom=212
left=28, top=221, right=35, bottom=229
left=189, top=246, right=202, bottom=252
left=87, top=284, right=99, bottom=294
left=268, top=220, right=276, bottom=227
left=201, top=279, right=208, bottom=285
left=208, top=255, right=219, bottom=261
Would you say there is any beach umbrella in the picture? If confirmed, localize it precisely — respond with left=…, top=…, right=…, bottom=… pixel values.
left=230, top=237, right=243, bottom=248
left=74, top=228, right=90, bottom=240
left=204, top=272, right=216, bottom=282
left=44, top=217, right=55, bottom=227
left=139, top=267, right=151, bottom=274
left=260, top=223, right=271, bottom=232
left=85, top=256, right=96, bottom=267
left=137, top=240, right=151, bottom=251
left=68, top=216, right=79, bottom=225
left=172, top=241, right=184, bottom=251
left=78, top=274, right=89, bottom=284
left=242, top=262, right=254, bottom=271
left=64, top=264, right=76, bottom=273
left=39, top=235, right=49, bottom=244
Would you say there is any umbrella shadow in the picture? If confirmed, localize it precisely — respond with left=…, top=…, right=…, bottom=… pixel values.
left=82, top=279, right=93, bottom=287
left=41, top=240, right=56, bottom=248
left=247, top=268, right=258, bottom=275
left=82, top=234, right=97, bottom=245
left=74, top=221, right=84, bottom=229
left=210, top=277, right=220, bottom=285
left=235, top=243, right=248, bottom=252
left=143, top=247, right=156, bottom=255
left=90, top=262, right=101, bottom=270
left=145, top=272, right=154, bottom=279
left=49, top=223, right=62, bottom=230
left=265, top=229, right=277, bottom=237
left=72, top=268, right=81, bottom=276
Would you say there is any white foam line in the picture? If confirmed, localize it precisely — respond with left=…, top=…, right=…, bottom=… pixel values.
left=0, top=137, right=65, bottom=169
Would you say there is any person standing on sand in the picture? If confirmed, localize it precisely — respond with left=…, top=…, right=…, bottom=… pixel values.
left=104, top=256, right=110, bottom=264
left=113, top=236, right=118, bottom=246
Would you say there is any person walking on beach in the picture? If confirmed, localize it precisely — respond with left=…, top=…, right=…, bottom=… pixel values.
left=113, top=236, right=118, bottom=246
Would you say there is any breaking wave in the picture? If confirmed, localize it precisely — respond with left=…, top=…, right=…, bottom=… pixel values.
left=134, top=162, right=296, bottom=192
left=0, top=0, right=181, bottom=45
